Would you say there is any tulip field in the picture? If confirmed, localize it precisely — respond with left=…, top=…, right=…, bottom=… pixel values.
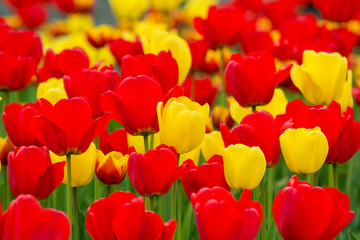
left=2, top=0, right=360, bottom=239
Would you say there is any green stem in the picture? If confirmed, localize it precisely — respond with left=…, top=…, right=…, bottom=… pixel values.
left=94, top=136, right=100, bottom=202
left=145, top=197, right=150, bottom=210
left=3, top=166, right=8, bottom=210
left=333, top=163, right=338, bottom=188
left=51, top=188, right=57, bottom=208
left=346, top=158, right=354, bottom=197
left=106, top=185, right=111, bottom=197
left=302, top=174, right=307, bottom=181
left=143, top=134, right=149, bottom=152
left=66, top=154, right=72, bottom=237
left=171, top=183, right=177, bottom=220
left=177, top=180, right=182, bottom=240
left=150, top=134, right=154, bottom=150
left=312, top=171, right=318, bottom=186
left=150, top=196, right=155, bottom=212
left=329, top=164, right=334, bottom=187
left=252, top=105, right=257, bottom=112
left=267, top=168, right=274, bottom=226
left=73, top=187, right=79, bottom=240
left=260, top=177, right=266, bottom=240
left=217, top=47, right=227, bottom=107
left=160, top=194, right=166, bottom=220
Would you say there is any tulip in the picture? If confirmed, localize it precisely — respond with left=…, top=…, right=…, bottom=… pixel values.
left=121, top=51, right=178, bottom=93
left=38, top=48, right=90, bottom=83
left=36, top=78, right=67, bottom=105
left=64, top=68, right=120, bottom=119
left=182, top=155, right=229, bottom=200
left=221, top=110, right=281, bottom=167
left=17, top=4, right=47, bottom=29
left=179, top=145, right=201, bottom=166
left=31, top=97, right=109, bottom=156
left=191, top=187, right=262, bottom=240
left=312, top=0, right=359, bottom=22
left=183, top=0, right=216, bottom=22
left=225, top=51, right=288, bottom=108
left=290, top=50, right=348, bottom=106
left=51, top=142, right=96, bottom=187
left=273, top=175, right=354, bottom=240
left=2, top=195, right=70, bottom=240
left=280, top=127, right=328, bottom=174
left=182, top=76, right=218, bottom=107
left=53, top=0, right=94, bottom=13
left=193, top=6, right=247, bottom=49
left=8, top=146, right=65, bottom=200
left=101, top=75, right=163, bottom=136
left=128, top=145, right=192, bottom=196
left=0, top=137, right=15, bottom=165
left=264, top=1, right=297, bottom=29
left=108, top=0, right=148, bottom=20
left=142, top=30, right=191, bottom=85
left=99, top=128, right=128, bottom=155
left=200, top=131, right=224, bottom=161
left=86, top=191, right=176, bottom=240
left=95, top=150, right=128, bottom=185
left=3, top=101, right=44, bottom=147
left=210, top=105, right=234, bottom=130
left=222, top=144, right=266, bottom=189
left=241, top=31, right=275, bottom=54
left=337, top=70, right=354, bottom=112
left=109, top=37, right=144, bottom=66
left=157, top=96, right=210, bottom=154
left=86, top=24, right=114, bottom=48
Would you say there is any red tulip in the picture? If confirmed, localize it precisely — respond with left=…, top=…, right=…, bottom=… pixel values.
left=101, top=75, right=182, bottom=136
left=264, top=0, right=297, bottom=29
left=38, top=48, right=90, bottom=82
left=312, top=0, right=360, bottom=22
left=273, top=175, right=354, bottom=240
left=86, top=191, right=176, bottom=240
left=182, top=155, right=229, bottom=200
left=220, top=110, right=280, bottom=166
left=8, top=146, right=65, bottom=200
left=182, top=76, right=218, bottom=107
left=17, top=4, right=48, bottom=28
left=241, top=31, right=274, bottom=54
left=3, top=101, right=46, bottom=147
left=64, top=67, right=120, bottom=119
left=53, top=0, right=94, bottom=13
left=193, top=6, right=246, bottom=49
left=99, top=128, right=128, bottom=155
left=191, top=187, right=262, bottom=240
left=187, top=40, right=209, bottom=70
left=121, top=51, right=178, bottom=93
left=109, top=37, right=143, bottom=66
left=225, top=51, right=287, bottom=108
left=2, top=195, right=70, bottom=240
left=31, top=97, right=110, bottom=155
left=128, top=145, right=193, bottom=196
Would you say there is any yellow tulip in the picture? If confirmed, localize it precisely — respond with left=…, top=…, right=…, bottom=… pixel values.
left=200, top=131, right=224, bottom=161
left=142, top=30, right=192, bottom=84
left=229, top=88, right=288, bottom=124
left=222, top=144, right=266, bottom=190
left=148, top=0, right=184, bottom=12
left=337, top=70, right=354, bottom=112
left=183, top=0, right=217, bottom=22
left=108, top=0, right=148, bottom=20
left=51, top=142, right=96, bottom=187
left=179, top=145, right=201, bottom=166
left=127, top=133, right=161, bottom=154
left=280, top=127, right=329, bottom=174
left=95, top=150, right=128, bottom=185
left=291, top=50, right=348, bottom=106
left=37, top=78, right=67, bottom=105
left=157, top=96, right=210, bottom=154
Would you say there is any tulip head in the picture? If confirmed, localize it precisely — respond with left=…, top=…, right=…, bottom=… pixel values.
left=222, top=144, right=266, bottom=190
left=280, top=127, right=329, bottom=174
left=157, top=96, right=210, bottom=154
left=36, top=78, right=67, bottom=105
left=95, top=150, right=128, bottom=185
left=291, top=50, right=348, bottom=106
left=200, top=131, right=224, bottom=161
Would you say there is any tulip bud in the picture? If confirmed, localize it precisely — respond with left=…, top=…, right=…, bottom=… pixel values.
left=157, top=96, right=210, bottom=154
left=280, top=127, right=329, bottom=174
left=222, top=144, right=266, bottom=190
left=36, top=78, right=67, bottom=105
left=95, top=150, right=128, bottom=185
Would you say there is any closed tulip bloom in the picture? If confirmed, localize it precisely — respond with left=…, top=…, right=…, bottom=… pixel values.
left=200, top=131, right=224, bottom=161
left=2, top=195, right=70, bottom=240
left=222, top=144, right=266, bottom=189
left=86, top=191, right=176, bottom=240
left=157, top=96, right=210, bottom=154
left=128, top=145, right=192, bottom=196
left=109, top=37, right=144, bottom=66
left=86, top=24, right=114, bottom=48
left=31, top=98, right=109, bottom=156
left=99, top=128, right=128, bottom=155
left=280, top=127, right=328, bottom=174
left=273, top=175, right=354, bottom=240
left=36, top=78, right=67, bottom=105
left=312, top=0, right=359, bottom=22
left=143, top=30, right=191, bottom=85
left=290, top=50, right=348, bottom=106
left=8, top=146, right=65, bottom=200
left=182, top=155, right=229, bottom=200
left=3, top=101, right=45, bottom=147
left=191, top=187, right=262, bottom=240
left=51, top=142, right=96, bottom=187
left=95, top=150, right=128, bottom=185
left=0, top=136, right=15, bottom=165
left=64, top=68, right=120, bottom=119
left=225, top=51, right=287, bottom=108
